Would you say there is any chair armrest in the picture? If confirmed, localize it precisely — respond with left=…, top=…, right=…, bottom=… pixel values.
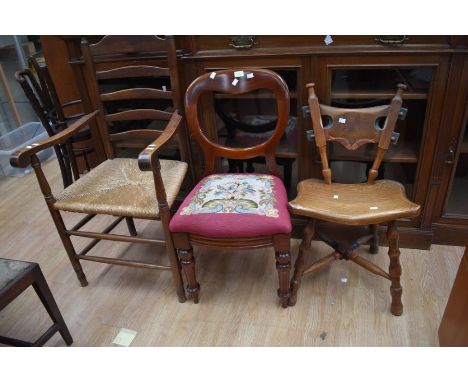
left=138, top=111, right=183, bottom=171
left=10, top=110, right=100, bottom=168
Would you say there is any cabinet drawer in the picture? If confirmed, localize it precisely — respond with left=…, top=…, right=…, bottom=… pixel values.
left=193, top=35, right=451, bottom=53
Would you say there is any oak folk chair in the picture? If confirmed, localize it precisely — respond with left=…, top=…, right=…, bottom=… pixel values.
left=170, top=69, right=292, bottom=307
left=288, top=83, right=420, bottom=315
left=10, top=35, right=189, bottom=302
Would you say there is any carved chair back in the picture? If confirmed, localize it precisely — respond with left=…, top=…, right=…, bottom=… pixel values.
left=15, top=58, right=64, bottom=136
left=81, top=35, right=186, bottom=160
left=15, top=57, right=89, bottom=187
left=307, top=83, right=405, bottom=184
left=184, top=69, right=290, bottom=177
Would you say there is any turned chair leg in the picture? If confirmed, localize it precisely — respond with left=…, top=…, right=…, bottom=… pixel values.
left=387, top=221, right=403, bottom=316
left=49, top=208, right=88, bottom=287
left=125, top=217, right=137, bottom=237
left=273, top=234, right=291, bottom=308
left=369, top=224, right=379, bottom=254
left=173, top=233, right=200, bottom=303
left=179, top=248, right=199, bottom=303
left=34, top=157, right=87, bottom=287
left=289, top=219, right=315, bottom=306
left=160, top=216, right=186, bottom=303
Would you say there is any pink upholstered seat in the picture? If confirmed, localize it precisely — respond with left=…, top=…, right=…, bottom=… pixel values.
left=170, top=173, right=291, bottom=237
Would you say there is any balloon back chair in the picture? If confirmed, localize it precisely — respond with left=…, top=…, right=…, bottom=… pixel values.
left=170, top=69, right=292, bottom=307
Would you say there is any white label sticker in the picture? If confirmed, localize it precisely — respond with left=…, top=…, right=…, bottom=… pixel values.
left=333, top=195, right=339, bottom=199
left=162, top=85, right=167, bottom=92
left=210, top=72, right=217, bottom=79
left=234, top=70, right=245, bottom=78
left=246, top=73, right=254, bottom=79
left=112, top=328, right=137, bottom=347
left=369, top=206, right=379, bottom=210
left=232, top=78, right=239, bottom=86
left=338, top=117, right=346, bottom=124
left=324, top=35, right=333, bottom=45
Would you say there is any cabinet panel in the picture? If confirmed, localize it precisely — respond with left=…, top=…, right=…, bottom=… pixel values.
left=429, top=55, right=468, bottom=234
left=443, top=103, right=468, bottom=218
left=192, top=36, right=451, bottom=53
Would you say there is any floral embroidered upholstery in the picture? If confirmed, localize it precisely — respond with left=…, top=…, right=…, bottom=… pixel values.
left=170, top=174, right=291, bottom=238
left=180, top=174, right=279, bottom=217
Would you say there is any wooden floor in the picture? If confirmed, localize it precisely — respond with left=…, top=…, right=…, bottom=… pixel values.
left=0, top=158, right=464, bottom=346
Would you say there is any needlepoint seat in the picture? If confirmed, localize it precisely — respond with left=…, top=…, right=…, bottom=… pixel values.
left=170, top=173, right=291, bottom=237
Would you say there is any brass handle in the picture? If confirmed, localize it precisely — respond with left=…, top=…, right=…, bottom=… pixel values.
left=375, top=35, right=409, bottom=45
left=445, top=148, right=456, bottom=164
left=229, top=36, right=256, bottom=50
left=445, top=138, right=458, bottom=164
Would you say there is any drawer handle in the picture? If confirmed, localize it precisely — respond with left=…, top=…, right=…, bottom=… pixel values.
left=376, top=35, right=409, bottom=45
left=229, top=36, right=256, bottom=50
left=445, top=139, right=458, bottom=164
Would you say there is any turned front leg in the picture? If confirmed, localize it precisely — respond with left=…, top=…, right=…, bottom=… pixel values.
left=387, top=221, right=403, bottom=316
left=273, top=234, right=291, bottom=308
left=178, top=247, right=200, bottom=304
left=289, top=219, right=316, bottom=306
left=32, top=159, right=87, bottom=287
left=276, top=251, right=291, bottom=309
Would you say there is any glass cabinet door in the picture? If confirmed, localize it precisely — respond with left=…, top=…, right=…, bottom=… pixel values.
left=328, top=67, right=432, bottom=198
left=444, top=110, right=468, bottom=218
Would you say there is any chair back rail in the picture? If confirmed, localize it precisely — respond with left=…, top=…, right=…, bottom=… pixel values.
left=96, top=66, right=170, bottom=80
left=307, top=83, right=405, bottom=184
left=100, top=88, right=173, bottom=102
left=104, top=109, right=173, bottom=123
